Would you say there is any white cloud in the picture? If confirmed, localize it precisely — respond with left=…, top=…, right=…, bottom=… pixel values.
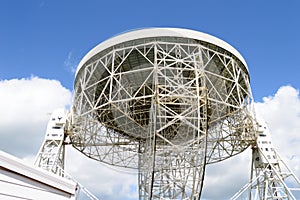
left=1, top=79, right=299, bottom=200
left=202, top=149, right=252, bottom=199
left=255, top=85, right=300, bottom=177
left=0, top=76, right=72, bottom=157
left=65, top=147, right=138, bottom=200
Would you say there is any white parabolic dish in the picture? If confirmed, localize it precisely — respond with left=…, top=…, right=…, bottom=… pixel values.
left=75, top=27, right=248, bottom=76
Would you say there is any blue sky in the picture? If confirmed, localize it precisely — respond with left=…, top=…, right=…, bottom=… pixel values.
left=1, top=0, right=300, bottom=101
left=0, top=1, right=300, bottom=199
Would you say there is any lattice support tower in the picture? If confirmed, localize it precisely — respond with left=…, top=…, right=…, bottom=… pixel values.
left=34, top=109, right=100, bottom=200
left=231, top=119, right=300, bottom=200
left=34, top=108, right=67, bottom=176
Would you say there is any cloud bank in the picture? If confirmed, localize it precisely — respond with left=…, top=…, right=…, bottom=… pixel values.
left=0, top=76, right=72, bottom=157
left=0, top=77, right=299, bottom=199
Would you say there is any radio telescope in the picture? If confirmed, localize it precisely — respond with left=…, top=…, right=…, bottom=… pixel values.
left=68, top=28, right=255, bottom=199
left=34, top=27, right=299, bottom=199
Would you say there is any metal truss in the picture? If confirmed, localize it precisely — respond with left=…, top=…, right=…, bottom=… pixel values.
left=35, top=109, right=67, bottom=176
left=231, top=119, right=300, bottom=200
left=71, top=38, right=255, bottom=199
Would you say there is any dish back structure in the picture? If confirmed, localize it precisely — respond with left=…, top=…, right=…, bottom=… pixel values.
left=70, top=28, right=256, bottom=199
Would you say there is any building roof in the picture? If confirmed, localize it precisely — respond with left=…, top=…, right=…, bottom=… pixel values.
left=0, top=150, right=76, bottom=195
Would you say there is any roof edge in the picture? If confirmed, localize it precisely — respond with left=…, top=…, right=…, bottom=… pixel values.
left=0, top=150, right=77, bottom=194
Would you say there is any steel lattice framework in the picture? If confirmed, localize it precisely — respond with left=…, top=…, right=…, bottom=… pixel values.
left=69, top=28, right=256, bottom=199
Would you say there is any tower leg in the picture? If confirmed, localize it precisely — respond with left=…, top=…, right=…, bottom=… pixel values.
left=137, top=87, right=208, bottom=199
